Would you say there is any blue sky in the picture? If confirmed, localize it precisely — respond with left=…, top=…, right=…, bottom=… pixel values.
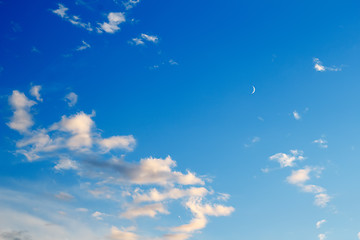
left=1, top=0, right=360, bottom=239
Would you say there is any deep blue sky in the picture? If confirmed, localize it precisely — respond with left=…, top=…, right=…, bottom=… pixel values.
left=1, top=0, right=360, bottom=240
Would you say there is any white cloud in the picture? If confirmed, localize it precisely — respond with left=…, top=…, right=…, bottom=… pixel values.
left=99, top=135, right=136, bottom=152
left=92, top=211, right=106, bottom=220
left=316, top=219, right=326, bottom=229
left=357, top=232, right=360, bottom=240
left=6, top=87, right=234, bottom=240
left=99, top=12, right=126, bottom=33
left=318, top=233, right=326, bottom=240
left=76, top=40, right=91, bottom=51
left=109, top=226, right=138, bottom=240
left=129, top=33, right=158, bottom=46
left=54, top=157, right=78, bottom=170
left=130, top=38, right=144, bottom=45
left=130, top=33, right=159, bottom=46
left=171, top=197, right=234, bottom=233
left=132, top=187, right=209, bottom=203
left=7, top=90, right=36, bottom=133
left=130, top=156, right=205, bottom=185
left=51, top=111, right=95, bottom=150
left=169, top=59, right=179, bottom=65
left=52, top=3, right=68, bottom=18
left=314, top=193, right=330, bottom=208
left=287, top=168, right=311, bottom=185
left=65, top=92, right=78, bottom=107
left=52, top=4, right=93, bottom=31
left=313, top=58, right=341, bottom=72
left=68, top=16, right=93, bottom=31
left=302, top=184, right=325, bottom=194
left=141, top=33, right=158, bottom=43
left=30, top=85, right=43, bottom=102
left=123, top=0, right=140, bottom=10
left=286, top=167, right=330, bottom=208
left=269, top=150, right=304, bottom=168
left=120, top=203, right=169, bottom=219
left=293, top=110, right=301, bottom=120
left=313, top=138, right=328, bottom=149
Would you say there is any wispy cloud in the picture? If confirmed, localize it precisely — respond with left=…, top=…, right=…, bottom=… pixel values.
left=123, top=0, right=141, bottom=10
left=52, top=4, right=93, bottom=31
left=55, top=192, right=74, bottom=201
left=244, top=136, right=260, bottom=148
left=129, top=33, right=159, bottom=45
left=313, top=58, right=341, bottom=72
left=313, top=137, right=328, bottom=149
left=316, top=219, right=326, bottom=229
left=293, top=110, right=301, bottom=120
left=76, top=40, right=91, bottom=51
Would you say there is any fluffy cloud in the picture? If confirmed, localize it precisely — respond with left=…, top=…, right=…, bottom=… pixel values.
left=51, top=111, right=95, bottom=150
left=99, top=12, right=126, bottom=33
left=269, top=150, right=304, bottom=168
left=65, top=92, right=78, bottom=107
left=7, top=90, right=36, bottom=133
left=85, top=156, right=204, bottom=186
left=287, top=167, right=311, bottom=185
left=6, top=87, right=234, bottom=240
left=316, top=219, right=326, bottom=229
left=313, top=58, right=341, bottom=72
left=30, top=85, right=42, bottom=102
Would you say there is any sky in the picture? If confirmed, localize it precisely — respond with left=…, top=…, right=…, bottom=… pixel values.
left=1, top=0, right=360, bottom=239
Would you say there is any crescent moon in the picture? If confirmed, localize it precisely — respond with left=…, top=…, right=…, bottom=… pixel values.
left=251, top=85, right=256, bottom=94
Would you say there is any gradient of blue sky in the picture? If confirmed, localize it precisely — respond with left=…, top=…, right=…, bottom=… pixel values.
left=1, top=0, right=360, bottom=239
